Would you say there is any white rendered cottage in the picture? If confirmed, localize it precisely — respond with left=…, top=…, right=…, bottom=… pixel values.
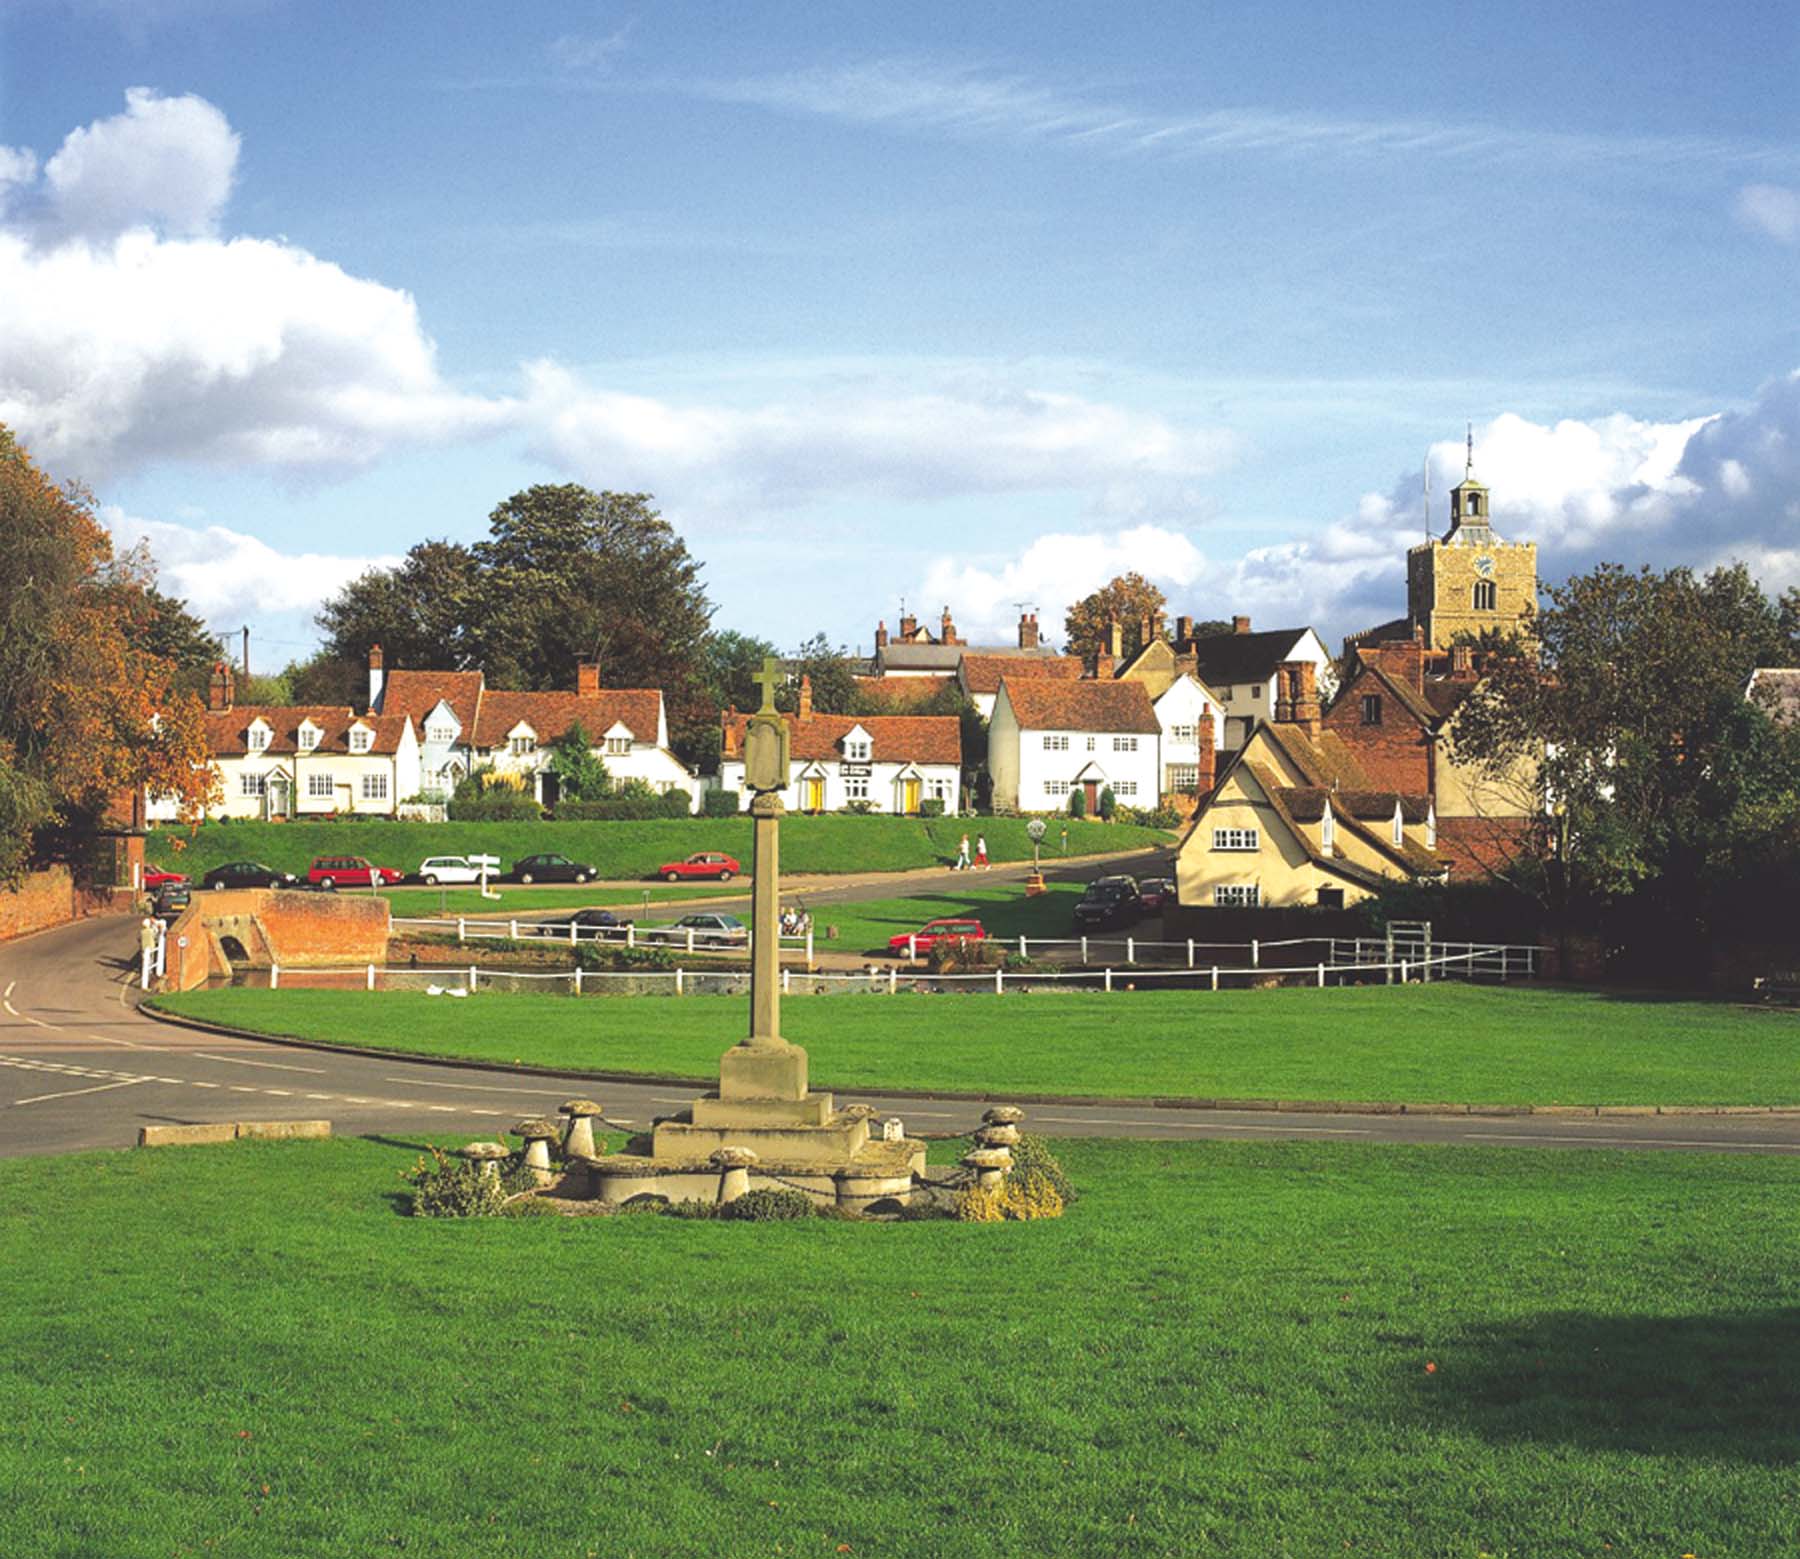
left=1151, top=675, right=1227, bottom=798
left=718, top=680, right=961, bottom=814
left=987, top=677, right=1162, bottom=814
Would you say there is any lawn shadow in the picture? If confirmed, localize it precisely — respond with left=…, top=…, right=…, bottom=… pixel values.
left=1418, top=1309, right=1800, bottom=1464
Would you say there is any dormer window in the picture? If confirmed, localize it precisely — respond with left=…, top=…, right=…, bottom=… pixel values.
left=349, top=725, right=373, bottom=754
left=297, top=722, right=321, bottom=753
left=246, top=721, right=271, bottom=753
left=842, top=726, right=873, bottom=763
left=509, top=728, right=536, bottom=757
left=606, top=735, right=630, bottom=755
left=427, top=724, right=455, bottom=745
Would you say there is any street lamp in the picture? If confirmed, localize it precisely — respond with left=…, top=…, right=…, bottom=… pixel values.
left=1025, top=818, right=1047, bottom=897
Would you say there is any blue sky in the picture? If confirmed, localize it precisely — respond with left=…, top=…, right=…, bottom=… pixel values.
left=2, top=0, right=1796, bottom=668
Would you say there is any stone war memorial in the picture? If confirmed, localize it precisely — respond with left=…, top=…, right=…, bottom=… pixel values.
left=578, top=659, right=932, bottom=1212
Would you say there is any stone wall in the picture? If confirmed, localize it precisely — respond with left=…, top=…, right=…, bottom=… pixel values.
left=0, top=865, right=129, bottom=943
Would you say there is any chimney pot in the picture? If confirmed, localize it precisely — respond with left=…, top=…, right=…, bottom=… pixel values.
left=208, top=660, right=235, bottom=713
left=797, top=674, right=814, bottom=722
left=940, top=607, right=957, bottom=646
left=875, top=620, right=889, bottom=649
left=1196, top=710, right=1217, bottom=796
left=367, top=643, right=385, bottom=715
left=1176, top=614, right=1193, bottom=644
left=1233, top=615, right=1251, bottom=635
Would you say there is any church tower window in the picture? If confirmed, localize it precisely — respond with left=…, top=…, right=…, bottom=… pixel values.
left=1473, top=580, right=1496, bottom=611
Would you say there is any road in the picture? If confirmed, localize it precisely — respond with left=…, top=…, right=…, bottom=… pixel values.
left=4, top=915, right=1800, bottom=1161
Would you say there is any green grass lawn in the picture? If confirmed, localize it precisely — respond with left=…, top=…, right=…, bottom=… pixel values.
left=384, top=883, right=740, bottom=917
left=800, top=880, right=1088, bottom=952
left=146, top=816, right=1172, bottom=884
left=153, top=984, right=1800, bottom=1106
left=1, top=1135, right=1795, bottom=1557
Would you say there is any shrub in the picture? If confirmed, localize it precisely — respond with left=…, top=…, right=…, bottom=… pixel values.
left=720, top=1188, right=817, bottom=1221
left=1008, top=1133, right=1078, bottom=1205
left=1068, top=787, right=1087, bottom=818
left=951, top=1173, right=1065, bottom=1222
left=574, top=942, right=675, bottom=973
left=449, top=773, right=541, bottom=822
left=664, top=1199, right=721, bottom=1220
left=701, top=786, right=741, bottom=818
left=842, top=800, right=876, bottom=815
left=556, top=784, right=693, bottom=821
left=918, top=797, right=945, bottom=817
left=401, top=1144, right=536, bottom=1218
left=1097, top=786, right=1117, bottom=821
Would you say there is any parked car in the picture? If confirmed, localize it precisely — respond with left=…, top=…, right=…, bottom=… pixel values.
left=667, top=912, right=748, bottom=948
left=536, top=908, right=629, bottom=940
left=201, top=860, right=300, bottom=891
left=888, top=918, right=986, bottom=956
left=143, top=867, right=187, bottom=890
left=1072, top=875, right=1143, bottom=931
left=508, top=853, right=597, bottom=885
left=308, top=855, right=404, bottom=890
left=152, top=883, right=191, bottom=922
left=414, top=855, right=485, bottom=886
left=1136, top=877, right=1176, bottom=914
left=657, top=851, right=741, bottom=882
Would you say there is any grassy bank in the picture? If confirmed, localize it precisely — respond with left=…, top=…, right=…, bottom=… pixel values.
left=146, top=815, right=1172, bottom=884
left=153, top=983, right=1800, bottom=1106
left=1, top=1136, right=1794, bottom=1557
left=385, top=883, right=739, bottom=916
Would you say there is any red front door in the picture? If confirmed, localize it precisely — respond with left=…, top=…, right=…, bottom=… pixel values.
left=1083, top=780, right=1099, bottom=812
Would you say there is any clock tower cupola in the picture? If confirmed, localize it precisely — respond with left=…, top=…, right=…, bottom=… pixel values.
left=1405, top=426, right=1537, bottom=650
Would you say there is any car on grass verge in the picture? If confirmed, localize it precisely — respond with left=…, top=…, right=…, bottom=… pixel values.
left=657, top=851, right=740, bottom=882
left=508, top=853, right=597, bottom=885
left=1136, top=877, right=1175, bottom=914
left=535, top=908, right=629, bottom=941
left=143, top=867, right=187, bottom=890
left=1071, top=875, right=1143, bottom=931
left=308, top=855, right=404, bottom=890
left=666, top=912, right=747, bottom=948
left=887, top=918, right=986, bottom=956
left=414, top=855, right=485, bottom=886
left=201, top=861, right=301, bottom=891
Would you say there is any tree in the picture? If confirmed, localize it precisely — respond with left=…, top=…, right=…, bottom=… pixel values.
left=282, top=652, right=365, bottom=709
left=701, top=630, right=779, bottom=714
left=109, top=581, right=221, bottom=699
left=1064, top=573, right=1168, bottom=662
left=0, top=427, right=215, bottom=880
left=780, top=633, right=858, bottom=716
left=316, top=538, right=482, bottom=680
left=1451, top=561, right=1800, bottom=966
left=548, top=720, right=609, bottom=802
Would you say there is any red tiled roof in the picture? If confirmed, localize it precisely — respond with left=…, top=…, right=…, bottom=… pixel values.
left=723, top=712, right=962, bottom=765
left=958, top=654, right=1084, bottom=695
left=378, top=669, right=485, bottom=726
left=203, top=706, right=409, bottom=757
left=998, top=678, right=1160, bottom=734
left=472, top=690, right=663, bottom=748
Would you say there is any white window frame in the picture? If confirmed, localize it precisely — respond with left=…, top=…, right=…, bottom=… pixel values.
left=844, top=772, right=870, bottom=802
left=296, top=724, right=320, bottom=753
left=1212, top=827, right=1259, bottom=852
left=1117, top=780, right=1137, bottom=797
left=1167, top=764, right=1198, bottom=792
left=246, top=724, right=271, bottom=753
left=1213, top=884, right=1260, bottom=907
left=509, top=734, right=536, bottom=757
left=239, top=772, right=267, bottom=797
left=1113, top=736, right=1138, bottom=753
left=361, top=773, right=389, bottom=802
left=349, top=726, right=373, bottom=754
left=844, top=738, right=871, bottom=762
left=1044, top=779, right=1071, bottom=799
left=427, top=724, right=455, bottom=745
left=1169, top=724, right=1196, bottom=744
left=605, top=736, right=631, bottom=756
left=1042, top=735, right=1069, bottom=752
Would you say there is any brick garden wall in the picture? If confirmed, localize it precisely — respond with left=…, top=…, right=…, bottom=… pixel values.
left=0, top=865, right=129, bottom=943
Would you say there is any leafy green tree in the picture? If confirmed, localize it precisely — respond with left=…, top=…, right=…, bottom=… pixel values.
left=316, top=538, right=482, bottom=676
left=780, top=632, right=858, bottom=716
left=283, top=652, right=365, bottom=709
left=548, top=720, right=609, bottom=801
left=702, top=630, right=779, bottom=714
left=1064, top=573, right=1167, bottom=662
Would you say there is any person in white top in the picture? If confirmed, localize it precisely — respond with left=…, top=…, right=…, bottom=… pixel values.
left=954, top=834, right=971, bottom=871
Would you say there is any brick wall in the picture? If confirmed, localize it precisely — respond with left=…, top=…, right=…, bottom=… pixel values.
left=1321, top=666, right=1432, bottom=793
left=160, top=889, right=391, bottom=991
left=0, top=865, right=130, bottom=943
left=1434, top=816, right=1539, bottom=880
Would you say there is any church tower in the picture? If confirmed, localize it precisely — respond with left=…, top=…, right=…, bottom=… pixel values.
left=1406, top=430, right=1537, bottom=650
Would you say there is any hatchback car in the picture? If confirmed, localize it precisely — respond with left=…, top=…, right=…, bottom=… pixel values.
left=152, top=883, right=192, bottom=922
left=887, top=918, right=986, bottom=956
left=536, top=908, right=628, bottom=940
left=308, top=855, right=404, bottom=890
left=201, top=860, right=300, bottom=891
left=1072, top=875, right=1143, bottom=931
left=668, top=912, right=748, bottom=947
left=143, top=867, right=188, bottom=890
left=508, top=853, right=597, bottom=885
left=415, top=855, right=484, bottom=886
left=657, top=851, right=741, bottom=882
left=1136, top=877, right=1176, bottom=914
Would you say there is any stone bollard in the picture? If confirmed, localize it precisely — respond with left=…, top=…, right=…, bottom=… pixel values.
left=458, top=1141, right=509, bottom=1182
left=961, top=1146, right=1013, bottom=1192
left=512, top=1119, right=560, bottom=1186
left=560, top=1099, right=603, bottom=1160
left=982, top=1105, right=1025, bottom=1126
left=710, top=1146, right=759, bottom=1204
left=974, top=1123, right=1020, bottom=1151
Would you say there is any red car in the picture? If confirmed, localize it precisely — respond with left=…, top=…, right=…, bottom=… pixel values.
left=307, top=854, right=404, bottom=890
left=888, top=918, right=986, bottom=956
left=657, top=852, right=740, bottom=882
left=143, top=868, right=188, bottom=890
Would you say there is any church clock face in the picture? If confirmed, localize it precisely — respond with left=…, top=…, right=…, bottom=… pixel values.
left=1474, top=554, right=1495, bottom=577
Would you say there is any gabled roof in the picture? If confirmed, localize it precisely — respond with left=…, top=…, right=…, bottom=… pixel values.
left=722, top=712, right=962, bottom=766
left=958, top=654, right=1084, bottom=695
left=1261, top=722, right=1375, bottom=791
left=1187, top=627, right=1316, bottom=688
left=378, top=670, right=485, bottom=726
left=878, top=642, right=1064, bottom=674
left=998, top=678, right=1161, bottom=734
left=471, top=690, right=662, bottom=748
left=204, top=706, right=411, bottom=757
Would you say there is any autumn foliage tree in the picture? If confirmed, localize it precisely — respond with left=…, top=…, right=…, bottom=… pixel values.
left=0, top=427, right=216, bottom=881
left=1063, top=573, right=1169, bottom=662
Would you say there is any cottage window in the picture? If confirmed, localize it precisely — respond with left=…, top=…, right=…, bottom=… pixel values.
left=1086, top=737, right=1096, bottom=751
left=1045, top=779, right=1071, bottom=798
left=605, top=736, right=630, bottom=756
left=349, top=727, right=373, bottom=754
left=1169, top=724, right=1196, bottom=744
left=1250, top=685, right=1263, bottom=699
left=1212, top=827, right=1259, bottom=852
left=1117, top=780, right=1138, bottom=797
left=239, top=772, right=267, bottom=797
left=1473, top=580, right=1497, bottom=611
left=844, top=738, right=871, bottom=762
left=296, top=726, right=319, bottom=752
left=247, top=726, right=270, bottom=753
left=361, top=774, right=389, bottom=801
left=1042, top=735, right=1069, bottom=752
left=928, top=779, right=951, bottom=802
left=427, top=724, right=455, bottom=745
left=844, top=773, right=870, bottom=801
left=1112, top=736, right=1138, bottom=753
left=1213, top=884, right=1260, bottom=907
left=1167, top=764, right=1198, bottom=792
left=307, top=774, right=334, bottom=799
left=1361, top=694, right=1383, bottom=725
left=509, top=734, right=536, bottom=756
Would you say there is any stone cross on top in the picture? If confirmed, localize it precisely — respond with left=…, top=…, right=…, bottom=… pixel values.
left=751, top=656, right=783, bottom=715
left=744, top=656, right=791, bottom=795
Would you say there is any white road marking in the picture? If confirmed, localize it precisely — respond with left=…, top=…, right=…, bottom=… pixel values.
left=1035, top=1113, right=1373, bottom=1136
left=14, top=1078, right=146, bottom=1106
left=85, top=1030, right=163, bottom=1052
left=381, top=1076, right=563, bottom=1096
left=192, top=1081, right=220, bottom=1088
left=228, top=1085, right=258, bottom=1094
left=194, top=1053, right=326, bottom=1074
left=306, top=1093, right=333, bottom=1101
left=3, top=982, right=13, bottom=1000
left=1465, top=1131, right=1800, bottom=1151
left=262, top=1089, right=292, bottom=1097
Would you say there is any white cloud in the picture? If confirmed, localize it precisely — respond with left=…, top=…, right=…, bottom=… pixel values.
left=103, top=506, right=401, bottom=623
left=549, top=24, right=633, bottom=72
left=521, top=360, right=1234, bottom=514
left=1736, top=183, right=1800, bottom=244
left=42, top=87, right=239, bottom=239
left=0, top=146, right=37, bottom=208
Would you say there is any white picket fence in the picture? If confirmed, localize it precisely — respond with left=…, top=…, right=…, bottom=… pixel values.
left=389, top=914, right=814, bottom=962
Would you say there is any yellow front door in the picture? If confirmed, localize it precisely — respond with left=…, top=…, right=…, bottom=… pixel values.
left=901, top=779, right=920, bottom=814
left=804, top=778, right=825, bottom=812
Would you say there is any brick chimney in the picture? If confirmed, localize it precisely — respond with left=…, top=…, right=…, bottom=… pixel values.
left=366, top=643, right=384, bottom=714
left=797, top=674, right=814, bottom=721
left=1138, top=616, right=1153, bottom=654
left=1233, top=615, right=1251, bottom=635
left=721, top=709, right=739, bottom=758
left=940, top=607, right=958, bottom=646
left=875, top=619, right=889, bottom=650
left=1196, top=710, right=1216, bottom=796
left=577, top=659, right=600, bottom=698
left=1175, top=614, right=1193, bottom=645
left=1018, top=611, right=1039, bottom=650
left=899, top=612, right=918, bottom=642
left=1291, top=661, right=1321, bottom=740
left=1274, top=663, right=1295, bottom=724
left=208, top=660, right=235, bottom=712
left=1108, top=619, right=1123, bottom=658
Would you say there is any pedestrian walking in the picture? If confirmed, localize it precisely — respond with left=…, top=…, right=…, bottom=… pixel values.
left=975, top=834, right=989, bottom=870
left=955, top=833, right=971, bottom=871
